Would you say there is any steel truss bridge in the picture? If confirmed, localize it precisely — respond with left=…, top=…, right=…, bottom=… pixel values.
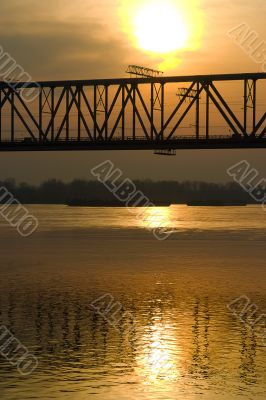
left=0, top=72, right=266, bottom=152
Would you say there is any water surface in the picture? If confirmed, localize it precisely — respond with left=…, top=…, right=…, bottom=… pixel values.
left=0, top=205, right=265, bottom=399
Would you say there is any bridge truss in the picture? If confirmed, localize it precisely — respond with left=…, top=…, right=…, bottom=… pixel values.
left=0, top=72, right=265, bottom=151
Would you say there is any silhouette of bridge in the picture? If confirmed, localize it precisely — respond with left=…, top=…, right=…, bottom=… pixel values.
left=0, top=72, right=265, bottom=152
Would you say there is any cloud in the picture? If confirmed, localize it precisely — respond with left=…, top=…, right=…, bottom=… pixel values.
left=0, top=0, right=265, bottom=80
left=1, top=24, right=125, bottom=79
left=0, top=0, right=159, bottom=80
left=0, top=1, right=127, bottom=79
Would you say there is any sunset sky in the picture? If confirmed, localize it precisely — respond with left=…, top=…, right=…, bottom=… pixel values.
left=0, top=0, right=266, bottom=183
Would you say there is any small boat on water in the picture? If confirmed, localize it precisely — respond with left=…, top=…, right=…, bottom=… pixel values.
left=186, top=200, right=247, bottom=207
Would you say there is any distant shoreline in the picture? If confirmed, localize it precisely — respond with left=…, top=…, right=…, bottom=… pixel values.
left=0, top=202, right=256, bottom=206
left=0, top=179, right=257, bottom=206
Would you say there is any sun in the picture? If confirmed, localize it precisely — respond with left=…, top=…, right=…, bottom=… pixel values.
left=133, top=1, right=188, bottom=54
left=118, top=0, right=203, bottom=70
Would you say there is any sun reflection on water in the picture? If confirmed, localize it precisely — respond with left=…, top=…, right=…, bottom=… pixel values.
left=140, top=206, right=173, bottom=231
left=135, top=318, right=180, bottom=384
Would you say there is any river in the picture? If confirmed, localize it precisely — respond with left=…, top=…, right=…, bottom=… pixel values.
left=0, top=205, right=265, bottom=399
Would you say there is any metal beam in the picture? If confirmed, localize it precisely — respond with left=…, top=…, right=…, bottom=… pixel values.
left=0, top=72, right=265, bottom=151
left=1, top=72, right=265, bottom=89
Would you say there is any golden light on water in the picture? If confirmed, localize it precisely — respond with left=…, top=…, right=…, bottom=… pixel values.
left=141, top=207, right=172, bottom=230
left=118, top=0, right=203, bottom=70
left=135, top=321, right=180, bottom=384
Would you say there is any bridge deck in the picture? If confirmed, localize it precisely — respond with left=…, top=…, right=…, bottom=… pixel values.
left=1, top=137, right=266, bottom=151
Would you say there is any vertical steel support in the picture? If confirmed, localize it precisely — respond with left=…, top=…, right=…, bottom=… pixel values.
left=253, top=80, right=257, bottom=134
left=39, top=88, right=42, bottom=141
left=11, top=91, right=14, bottom=141
left=93, top=86, right=97, bottom=140
left=105, top=85, right=108, bottom=140
left=0, top=90, right=1, bottom=142
left=206, top=83, right=209, bottom=140
left=122, top=85, right=125, bottom=140
left=161, top=84, right=164, bottom=140
left=244, top=79, right=257, bottom=136
left=244, top=79, right=248, bottom=134
left=66, top=87, right=69, bottom=140
left=93, top=85, right=107, bottom=139
left=132, top=83, right=136, bottom=140
left=196, top=82, right=200, bottom=139
left=78, top=86, right=81, bottom=141
left=51, top=87, right=55, bottom=141
left=152, top=82, right=163, bottom=140
left=151, top=83, right=154, bottom=140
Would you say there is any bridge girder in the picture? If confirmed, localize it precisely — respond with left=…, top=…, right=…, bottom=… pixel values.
left=0, top=72, right=265, bottom=151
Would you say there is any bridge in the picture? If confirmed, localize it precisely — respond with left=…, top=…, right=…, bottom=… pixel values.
left=0, top=72, right=265, bottom=152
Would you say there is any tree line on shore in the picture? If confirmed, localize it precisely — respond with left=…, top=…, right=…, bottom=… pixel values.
left=0, top=178, right=254, bottom=204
